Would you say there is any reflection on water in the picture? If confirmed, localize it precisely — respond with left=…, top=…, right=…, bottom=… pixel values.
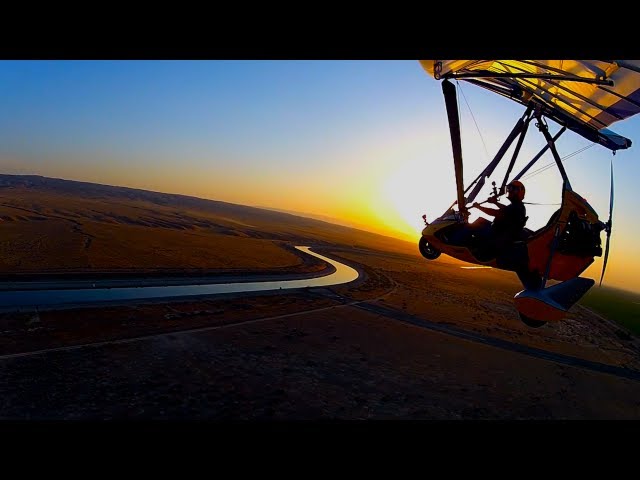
left=0, top=246, right=359, bottom=311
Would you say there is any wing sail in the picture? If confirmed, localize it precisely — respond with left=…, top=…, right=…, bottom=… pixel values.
left=421, top=60, right=640, bottom=151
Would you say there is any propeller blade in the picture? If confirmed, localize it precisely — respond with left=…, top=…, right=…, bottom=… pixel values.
left=609, top=158, right=614, bottom=222
left=599, top=232, right=611, bottom=286
left=600, top=157, right=614, bottom=287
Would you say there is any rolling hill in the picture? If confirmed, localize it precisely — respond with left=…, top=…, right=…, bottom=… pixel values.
left=0, top=174, right=422, bottom=275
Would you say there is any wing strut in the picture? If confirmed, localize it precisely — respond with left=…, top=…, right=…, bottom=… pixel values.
left=442, top=79, right=468, bottom=219
left=513, top=127, right=566, bottom=182
left=500, top=108, right=533, bottom=193
left=535, top=113, right=572, bottom=191
left=465, top=106, right=532, bottom=205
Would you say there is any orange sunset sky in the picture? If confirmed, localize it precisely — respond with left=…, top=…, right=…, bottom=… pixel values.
left=1, top=60, right=638, bottom=292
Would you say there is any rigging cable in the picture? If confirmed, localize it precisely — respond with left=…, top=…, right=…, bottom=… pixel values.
left=521, top=143, right=595, bottom=181
left=457, top=80, right=491, bottom=162
left=454, top=78, right=595, bottom=196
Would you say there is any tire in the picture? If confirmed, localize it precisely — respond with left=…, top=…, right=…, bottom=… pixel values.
left=419, top=236, right=441, bottom=260
left=519, top=312, right=547, bottom=328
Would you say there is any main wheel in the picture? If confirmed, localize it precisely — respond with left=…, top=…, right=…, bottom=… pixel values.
left=519, top=312, right=547, bottom=328
left=419, top=236, right=441, bottom=260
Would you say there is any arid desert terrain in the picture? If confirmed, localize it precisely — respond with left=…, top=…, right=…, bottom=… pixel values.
left=1, top=175, right=639, bottom=420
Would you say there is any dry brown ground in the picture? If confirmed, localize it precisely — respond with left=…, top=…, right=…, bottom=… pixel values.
left=1, top=247, right=639, bottom=420
left=329, top=249, right=640, bottom=370
left=1, top=178, right=637, bottom=419
left=0, top=194, right=299, bottom=272
left=0, top=186, right=419, bottom=275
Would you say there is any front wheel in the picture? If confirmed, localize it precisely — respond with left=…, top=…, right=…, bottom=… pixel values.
left=519, top=312, right=547, bottom=328
left=419, top=236, right=441, bottom=260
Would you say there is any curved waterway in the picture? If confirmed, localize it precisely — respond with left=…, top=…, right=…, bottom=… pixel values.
left=0, top=246, right=360, bottom=311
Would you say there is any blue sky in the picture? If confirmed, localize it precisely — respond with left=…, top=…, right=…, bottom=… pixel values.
left=0, top=60, right=637, bottom=291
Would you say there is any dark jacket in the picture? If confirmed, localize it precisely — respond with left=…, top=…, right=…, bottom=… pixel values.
left=491, top=199, right=527, bottom=241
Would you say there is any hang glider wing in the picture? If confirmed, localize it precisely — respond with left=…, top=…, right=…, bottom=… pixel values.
left=421, top=60, right=640, bottom=151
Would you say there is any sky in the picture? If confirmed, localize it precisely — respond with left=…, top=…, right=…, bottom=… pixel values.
left=0, top=60, right=638, bottom=293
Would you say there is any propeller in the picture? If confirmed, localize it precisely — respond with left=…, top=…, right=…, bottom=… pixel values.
left=599, top=158, right=614, bottom=286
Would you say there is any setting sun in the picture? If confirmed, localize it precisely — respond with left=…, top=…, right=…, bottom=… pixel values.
left=381, top=155, right=455, bottom=239
left=1, top=59, right=639, bottom=421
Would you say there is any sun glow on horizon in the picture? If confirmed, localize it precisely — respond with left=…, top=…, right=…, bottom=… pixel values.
left=1, top=60, right=639, bottom=293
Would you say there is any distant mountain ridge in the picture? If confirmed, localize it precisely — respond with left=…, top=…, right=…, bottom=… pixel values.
left=0, top=174, right=413, bottom=245
left=256, top=205, right=412, bottom=240
left=0, top=174, right=290, bottom=218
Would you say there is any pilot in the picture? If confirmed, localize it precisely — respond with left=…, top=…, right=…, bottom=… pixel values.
left=471, top=180, right=527, bottom=255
